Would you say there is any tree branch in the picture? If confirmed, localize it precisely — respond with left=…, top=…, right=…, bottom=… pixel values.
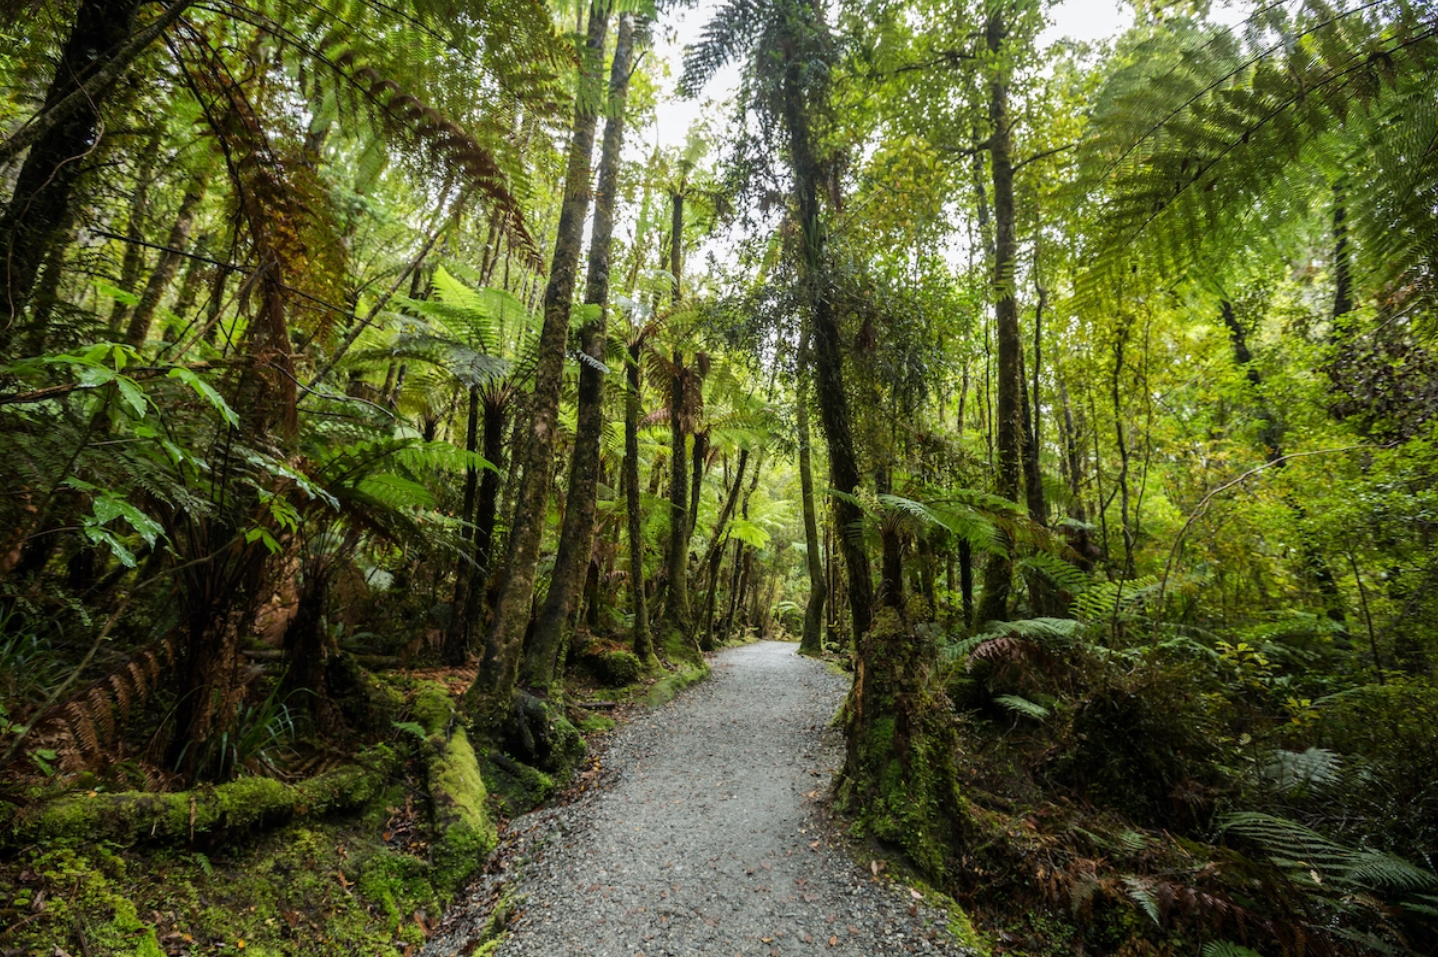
left=1013, top=143, right=1075, bottom=172
left=0, top=0, right=199, bottom=166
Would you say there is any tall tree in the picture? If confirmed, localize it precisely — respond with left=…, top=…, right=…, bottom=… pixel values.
left=523, top=11, right=639, bottom=693
left=464, top=1, right=610, bottom=733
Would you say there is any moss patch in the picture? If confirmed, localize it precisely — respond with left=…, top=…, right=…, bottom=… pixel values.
left=0, top=817, right=447, bottom=956
left=575, top=713, right=615, bottom=734
left=482, top=755, right=557, bottom=818
left=646, top=661, right=710, bottom=708
left=6, top=747, right=398, bottom=848
left=429, top=725, right=497, bottom=893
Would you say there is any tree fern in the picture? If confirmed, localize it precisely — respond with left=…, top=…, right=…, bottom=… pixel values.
left=1221, top=811, right=1438, bottom=892
left=1076, top=0, right=1438, bottom=309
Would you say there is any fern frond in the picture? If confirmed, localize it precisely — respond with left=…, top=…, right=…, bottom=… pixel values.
left=994, top=694, right=1051, bottom=720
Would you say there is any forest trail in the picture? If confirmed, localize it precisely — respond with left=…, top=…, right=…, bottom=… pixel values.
left=425, top=641, right=970, bottom=957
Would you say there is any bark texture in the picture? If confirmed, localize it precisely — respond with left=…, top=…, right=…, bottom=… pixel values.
left=975, top=9, right=1021, bottom=627
left=523, top=12, right=635, bottom=692
left=463, top=3, right=608, bottom=734
left=1, top=0, right=142, bottom=344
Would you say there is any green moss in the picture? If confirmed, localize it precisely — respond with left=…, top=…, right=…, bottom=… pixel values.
left=646, top=662, right=710, bottom=708
left=8, top=747, right=397, bottom=848
left=580, top=647, right=644, bottom=686
left=659, top=625, right=703, bottom=666
left=483, top=755, right=556, bottom=817
left=411, top=680, right=456, bottom=740
left=430, top=726, right=498, bottom=894
left=905, top=879, right=992, bottom=956
left=576, top=713, right=616, bottom=734
left=358, top=849, right=434, bottom=930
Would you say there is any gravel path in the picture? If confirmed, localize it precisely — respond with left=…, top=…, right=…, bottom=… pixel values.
left=425, top=641, right=971, bottom=957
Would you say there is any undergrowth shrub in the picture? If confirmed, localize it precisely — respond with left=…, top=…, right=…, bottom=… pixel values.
left=1051, top=663, right=1228, bottom=829
left=1311, top=679, right=1438, bottom=857
left=583, top=647, right=643, bottom=687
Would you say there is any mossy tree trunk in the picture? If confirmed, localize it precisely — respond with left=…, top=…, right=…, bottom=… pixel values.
left=464, top=1, right=609, bottom=735
left=797, top=327, right=827, bottom=656
left=665, top=348, right=692, bottom=641
left=778, top=22, right=872, bottom=643
left=975, top=8, right=1021, bottom=628
left=523, top=11, right=636, bottom=693
left=625, top=338, right=653, bottom=662
left=124, top=168, right=209, bottom=345
left=698, top=447, right=748, bottom=649
left=444, top=383, right=484, bottom=666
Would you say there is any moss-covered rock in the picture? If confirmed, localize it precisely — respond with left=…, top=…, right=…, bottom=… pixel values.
left=592, top=648, right=643, bottom=686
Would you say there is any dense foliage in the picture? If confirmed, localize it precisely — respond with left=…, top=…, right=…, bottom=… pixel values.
left=2, top=0, right=1436, bottom=952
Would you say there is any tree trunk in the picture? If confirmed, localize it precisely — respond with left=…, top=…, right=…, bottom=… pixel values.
left=797, top=328, right=827, bottom=656
left=522, top=12, right=635, bottom=693
left=463, top=2, right=608, bottom=735
left=688, top=428, right=707, bottom=548
left=699, top=448, right=748, bottom=650
left=975, top=9, right=1021, bottom=627
left=125, top=170, right=208, bottom=345
left=443, top=384, right=483, bottom=665
left=1332, top=187, right=1352, bottom=320
left=1, top=0, right=143, bottom=343
left=664, top=348, right=691, bottom=638
left=467, top=393, right=507, bottom=622
left=781, top=53, right=872, bottom=642
left=625, top=340, right=653, bottom=662
left=1059, top=381, right=1095, bottom=572
left=109, top=131, right=162, bottom=333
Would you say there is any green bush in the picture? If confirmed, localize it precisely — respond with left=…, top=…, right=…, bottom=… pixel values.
left=591, top=649, right=643, bottom=687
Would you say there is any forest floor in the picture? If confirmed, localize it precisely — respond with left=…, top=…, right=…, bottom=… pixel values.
left=423, top=641, right=977, bottom=957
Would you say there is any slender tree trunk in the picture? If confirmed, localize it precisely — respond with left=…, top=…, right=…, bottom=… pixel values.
left=1, top=0, right=143, bottom=343
left=625, top=340, right=653, bottom=661
left=975, top=10, right=1021, bottom=626
left=523, top=13, right=635, bottom=692
left=688, top=429, right=707, bottom=548
left=1019, top=348, right=1044, bottom=525
left=781, top=54, right=872, bottom=641
left=1112, top=313, right=1136, bottom=578
left=1059, top=381, right=1095, bottom=572
left=1024, top=281, right=1047, bottom=524
left=444, top=384, right=483, bottom=665
left=19, top=210, right=78, bottom=354
left=1333, top=187, right=1352, bottom=320
left=466, top=394, right=507, bottom=624
left=797, top=329, right=827, bottom=656
left=665, top=348, right=691, bottom=638
left=109, top=131, right=162, bottom=332
left=125, top=170, right=208, bottom=345
left=463, top=2, right=608, bottom=734
left=168, top=232, right=211, bottom=329
left=699, top=448, right=748, bottom=650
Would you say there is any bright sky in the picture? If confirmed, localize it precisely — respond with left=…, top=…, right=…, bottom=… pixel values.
left=645, top=0, right=1143, bottom=153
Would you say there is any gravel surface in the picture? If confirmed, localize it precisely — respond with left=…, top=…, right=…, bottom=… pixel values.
left=425, top=641, right=972, bottom=957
